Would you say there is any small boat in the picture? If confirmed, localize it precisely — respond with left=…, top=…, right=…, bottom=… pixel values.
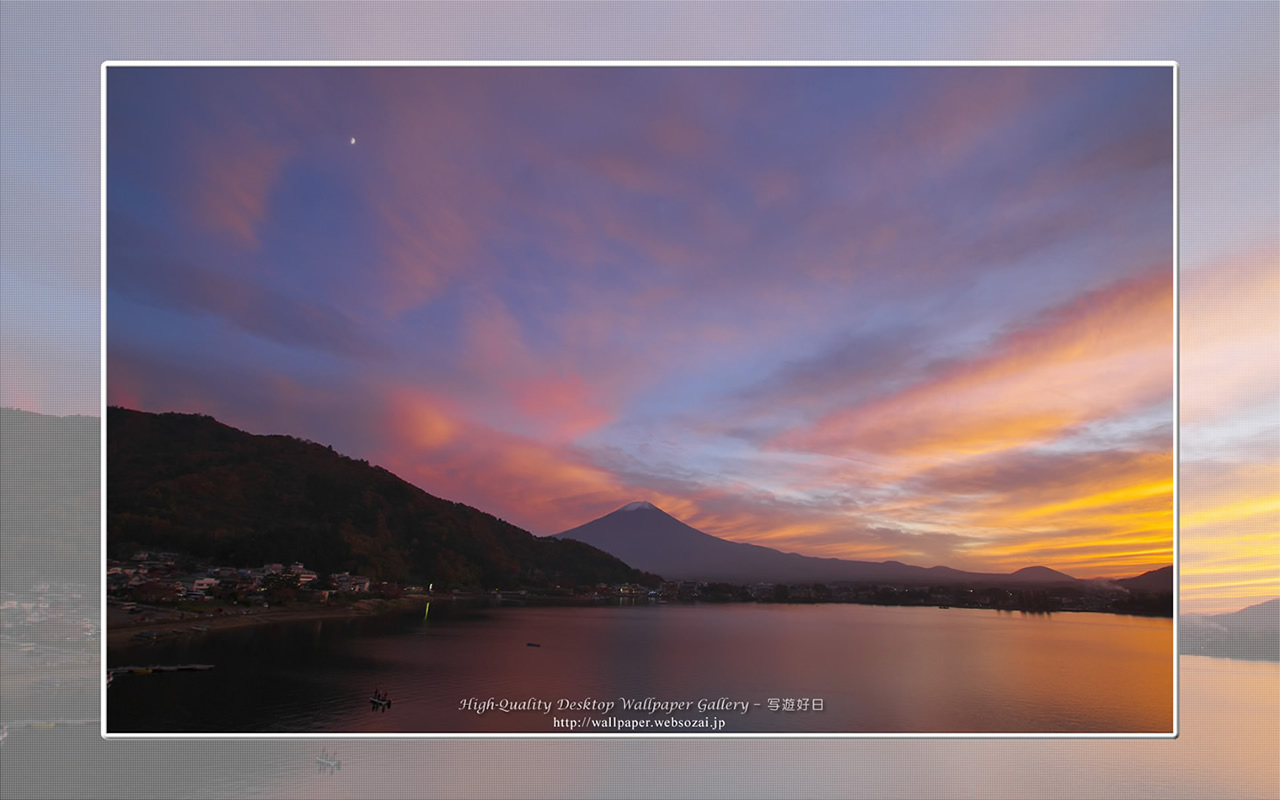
left=526, top=642, right=541, bottom=647
left=190, top=625, right=209, bottom=632
left=315, top=751, right=342, bottom=772
left=369, top=695, right=391, bottom=710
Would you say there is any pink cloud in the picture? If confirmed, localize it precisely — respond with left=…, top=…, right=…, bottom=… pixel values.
left=369, top=197, right=481, bottom=316
left=514, top=371, right=614, bottom=440
left=648, top=112, right=708, bottom=160
left=582, top=152, right=686, bottom=198
left=897, top=68, right=1048, bottom=166
left=104, top=359, right=144, bottom=411
left=751, top=169, right=800, bottom=210
left=186, top=127, right=293, bottom=249
left=1180, top=243, right=1280, bottom=424
left=453, top=292, right=618, bottom=440
left=372, top=399, right=628, bottom=534
left=0, top=350, right=47, bottom=413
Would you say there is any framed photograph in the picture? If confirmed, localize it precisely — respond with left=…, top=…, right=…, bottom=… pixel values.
left=102, top=63, right=1175, bottom=737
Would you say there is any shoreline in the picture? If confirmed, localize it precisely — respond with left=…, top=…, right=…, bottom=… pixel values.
left=105, top=594, right=1175, bottom=651
left=106, top=596, right=428, bottom=650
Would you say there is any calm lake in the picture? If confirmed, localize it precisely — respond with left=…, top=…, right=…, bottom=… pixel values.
left=107, top=602, right=1172, bottom=734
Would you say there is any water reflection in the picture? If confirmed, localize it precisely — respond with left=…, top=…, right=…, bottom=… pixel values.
left=109, top=603, right=1171, bottom=734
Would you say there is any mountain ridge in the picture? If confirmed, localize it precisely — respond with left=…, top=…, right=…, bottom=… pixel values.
left=1114, top=565, right=1175, bottom=593
left=555, top=500, right=1168, bottom=589
left=107, top=407, right=657, bottom=589
left=1181, top=598, right=1279, bottom=661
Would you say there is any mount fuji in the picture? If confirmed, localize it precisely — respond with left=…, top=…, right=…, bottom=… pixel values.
left=553, top=501, right=1085, bottom=586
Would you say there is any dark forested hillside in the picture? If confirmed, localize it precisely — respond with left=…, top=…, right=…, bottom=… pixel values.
left=107, top=407, right=656, bottom=589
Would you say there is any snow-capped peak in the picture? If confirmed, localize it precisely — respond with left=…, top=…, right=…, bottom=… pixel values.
left=620, top=501, right=658, bottom=512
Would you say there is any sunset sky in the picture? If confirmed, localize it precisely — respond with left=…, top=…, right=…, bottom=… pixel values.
left=103, top=65, right=1181, bottom=581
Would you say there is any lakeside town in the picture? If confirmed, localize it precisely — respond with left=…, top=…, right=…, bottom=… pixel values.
left=0, top=548, right=1172, bottom=661
left=100, top=548, right=1172, bottom=641
left=0, top=582, right=98, bottom=663
left=109, top=550, right=398, bottom=608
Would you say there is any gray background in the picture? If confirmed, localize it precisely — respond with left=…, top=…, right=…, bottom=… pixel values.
left=2, top=2, right=1277, bottom=798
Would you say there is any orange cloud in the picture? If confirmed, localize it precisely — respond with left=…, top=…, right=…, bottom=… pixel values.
left=1180, top=457, right=1279, bottom=613
left=985, top=477, right=1172, bottom=528
left=386, top=388, right=460, bottom=451
left=945, top=462, right=1173, bottom=577
left=774, top=266, right=1173, bottom=461
left=668, top=442, right=1177, bottom=577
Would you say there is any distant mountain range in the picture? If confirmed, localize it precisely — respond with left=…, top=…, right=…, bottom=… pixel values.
left=1, top=408, right=100, bottom=588
left=555, top=501, right=1171, bottom=591
left=1181, top=599, right=1280, bottom=662
left=1115, top=565, right=1175, bottom=594
left=107, top=407, right=654, bottom=589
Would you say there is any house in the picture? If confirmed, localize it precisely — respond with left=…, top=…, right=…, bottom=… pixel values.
left=330, top=572, right=371, bottom=593
left=134, top=581, right=180, bottom=603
